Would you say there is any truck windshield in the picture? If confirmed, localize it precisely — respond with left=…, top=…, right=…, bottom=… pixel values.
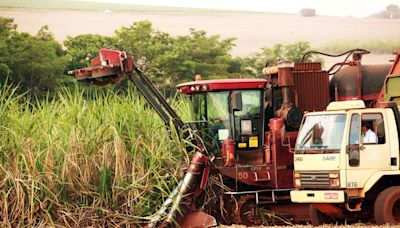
left=295, top=114, right=346, bottom=153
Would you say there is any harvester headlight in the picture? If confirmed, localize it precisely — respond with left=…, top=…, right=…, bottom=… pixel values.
left=190, top=86, right=195, bottom=91
left=195, top=85, right=200, bottom=91
left=201, top=85, right=208, bottom=91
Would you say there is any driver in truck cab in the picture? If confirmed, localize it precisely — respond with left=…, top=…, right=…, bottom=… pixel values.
left=362, top=123, right=377, bottom=144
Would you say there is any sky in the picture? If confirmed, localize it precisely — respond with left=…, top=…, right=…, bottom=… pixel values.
left=88, top=0, right=400, bottom=18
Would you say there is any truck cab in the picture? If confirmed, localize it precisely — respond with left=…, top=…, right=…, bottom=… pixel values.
left=291, top=100, right=400, bottom=225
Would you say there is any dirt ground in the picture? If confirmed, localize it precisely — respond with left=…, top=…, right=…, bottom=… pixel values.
left=1, top=9, right=400, bottom=58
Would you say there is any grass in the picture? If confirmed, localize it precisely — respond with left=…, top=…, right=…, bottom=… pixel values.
left=318, top=39, right=400, bottom=55
left=0, top=0, right=263, bottom=14
left=0, top=0, right=184, bottom=12
left=0, top=82, right=191, bottom=226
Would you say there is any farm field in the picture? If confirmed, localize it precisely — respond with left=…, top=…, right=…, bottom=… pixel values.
left=1, top=4, right=400, bottom=227
left=1, top=8, right=400, bottom=58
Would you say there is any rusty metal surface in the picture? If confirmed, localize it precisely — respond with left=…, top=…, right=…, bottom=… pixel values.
left=294, top=70, right=330, bottom=112
left=278, top=68, right=294, bottom=87
left=330, top=64, right=391, bottom=103
left=295, top=62, right=322, bottom=71
left=313, top=203, right=344, bottom=217
left=272, top=131, right=297, bottom=189
left=180, top=211, right=217, bottom=228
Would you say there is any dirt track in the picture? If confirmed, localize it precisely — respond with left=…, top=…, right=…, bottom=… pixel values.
left=1, top=9, right=400, bottom=57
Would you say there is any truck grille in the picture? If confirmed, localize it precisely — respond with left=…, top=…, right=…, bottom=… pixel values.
left=300, top=172, right=330, bottom=189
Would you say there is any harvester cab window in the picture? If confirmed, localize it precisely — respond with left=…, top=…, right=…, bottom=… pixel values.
left=193, top=91, right=231, bottom=154
left=232, top=90, right=263, bottom=151
left=361, top=113, right=384, bottom=144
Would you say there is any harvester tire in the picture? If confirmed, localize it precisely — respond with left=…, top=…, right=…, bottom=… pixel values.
left=309, top=205, right=331, bottom=226
left=374, top=186, right=400, bottom=225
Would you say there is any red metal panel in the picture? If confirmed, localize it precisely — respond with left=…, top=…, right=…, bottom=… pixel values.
left=295, top=62, right=322, bottom=71
left=293, top=70, right=330, bottom=112
left=272, top=131, right=297, bottom=189
left=176, top=79, right=267, bottom=94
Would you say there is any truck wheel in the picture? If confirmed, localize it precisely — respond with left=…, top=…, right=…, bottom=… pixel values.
left=374, top=186, right=400, bottom=225
left=309, top=205, right=331, bottom=226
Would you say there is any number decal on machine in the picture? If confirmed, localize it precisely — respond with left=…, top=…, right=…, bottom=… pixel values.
left=238, top=172, right=249, bottom=179
left=347, top=182, right=358, bottom=188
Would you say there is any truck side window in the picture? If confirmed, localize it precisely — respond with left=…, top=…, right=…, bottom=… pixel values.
left=349, top=114, right=360, bottom=145
left=361, top=113, right=384, bottom=144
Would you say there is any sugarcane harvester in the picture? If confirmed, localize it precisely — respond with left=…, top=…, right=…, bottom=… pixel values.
left=69, top=48, right=370, bottom=226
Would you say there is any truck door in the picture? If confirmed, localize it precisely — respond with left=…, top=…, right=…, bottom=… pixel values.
left=346, top=111, right=391, bottom=189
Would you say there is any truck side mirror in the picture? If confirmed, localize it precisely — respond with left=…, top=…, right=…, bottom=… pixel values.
left=347, top=144, right=360, bottom=167
left=231, top=92, right=242, bottom=111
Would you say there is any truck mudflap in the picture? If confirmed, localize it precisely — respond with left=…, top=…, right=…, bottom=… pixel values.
left=290, top=190, right=345, bottom=203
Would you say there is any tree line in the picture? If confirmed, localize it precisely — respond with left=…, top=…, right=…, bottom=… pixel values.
left=0, top=16, right=316, bottom=97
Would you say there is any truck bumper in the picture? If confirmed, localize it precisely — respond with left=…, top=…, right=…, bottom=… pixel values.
left=290, top=190, right=345, bottom=203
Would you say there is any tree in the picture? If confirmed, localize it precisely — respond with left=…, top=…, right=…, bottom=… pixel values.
left=0, top=17, right=16, bottom=37
left=0, top=17, right=68, bottom=96
left=114, top=21, right=236, bottom=89
left=236, top=42, right=317, bottom=76
left=375, top=4, right=400, bottom=18
left=158, top=29, right=235, bottom=83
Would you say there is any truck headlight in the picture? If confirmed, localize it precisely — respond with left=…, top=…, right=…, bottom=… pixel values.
left=330, top=178, right=340, bottom=187
left=294, top=178, right=301, bottom=188
left=329, top=173, right=340, bottom=187
left=329, top=173, right=339, bottom=178
left=294, top=171, right=301, bottom=188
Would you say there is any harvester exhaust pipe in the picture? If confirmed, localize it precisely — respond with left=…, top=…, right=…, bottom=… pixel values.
left=276, top=60, right=303, bottom=128
left=277, top=60, right=295, bottom=105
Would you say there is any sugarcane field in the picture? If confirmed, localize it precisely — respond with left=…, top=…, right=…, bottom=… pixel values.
left=1, top=0, right=400, bottom=227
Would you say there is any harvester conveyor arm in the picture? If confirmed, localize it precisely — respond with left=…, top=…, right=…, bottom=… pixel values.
left=68, top=49, right=215, bottom=227
left=129, top=67, right=185, bottom=132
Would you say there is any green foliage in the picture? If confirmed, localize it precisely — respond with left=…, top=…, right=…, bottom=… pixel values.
left=235, top=42, right=317, bottom=76
left=64, top=34, right=116, bottom=71
left=114, top=21, right=235, bottom=89
left=0, top=17, right=68, bottom=97
left=0, top=17, right=17, bottom=37
left=115, top=20, right=174, bottom=84
left=158, top=29, right=235, bottom=83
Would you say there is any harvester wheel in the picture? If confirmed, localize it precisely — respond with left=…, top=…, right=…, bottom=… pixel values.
left=309, top=204, right=331, bottom=226
left=374, top=186, right=400, bottom=225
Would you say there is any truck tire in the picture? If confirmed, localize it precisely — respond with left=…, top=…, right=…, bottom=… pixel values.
left=374, top=186, right=400, bottom=225
left=309, top=204, right=331, bottom=226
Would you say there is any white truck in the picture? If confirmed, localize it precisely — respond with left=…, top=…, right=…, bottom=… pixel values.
left=290, top=50, right=400, bottom=225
